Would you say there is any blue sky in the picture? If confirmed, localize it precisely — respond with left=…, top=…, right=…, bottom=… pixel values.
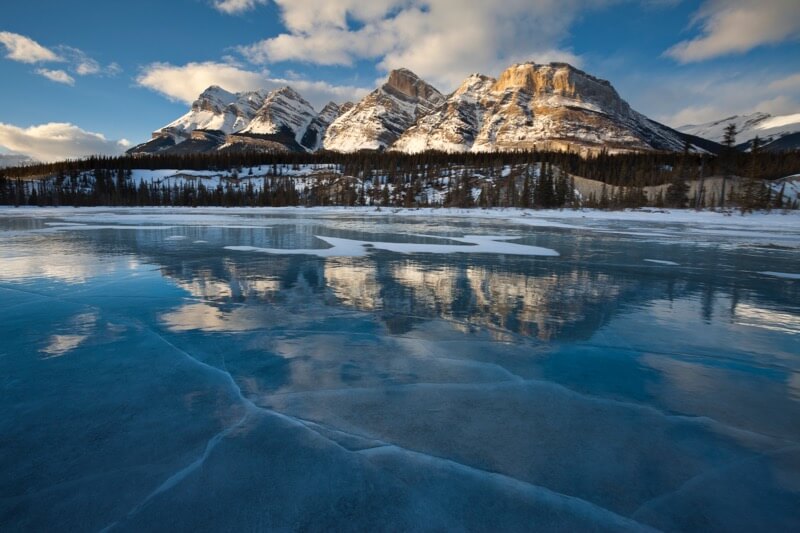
left=1, top=0, right=799, bottom=161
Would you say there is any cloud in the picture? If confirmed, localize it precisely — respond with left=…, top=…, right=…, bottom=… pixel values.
left=665, top=0, right=800, bottom=63
left=0, top=31, right=62, bottom=63
left=0, top=32, right=120, bottom=84
left=238, top=0, right=609, bottom=90
left=56, top=46, right=121, bottom=77
left=136, top=61, right=269, bottom=103
left=35, top=68, right=75, bottom=86
left=628, top=69, right=800, bottom=127
left=212, top=0, right=267, bottom=15
left=0, top=122, right=130, bottom=162
left=136, top=60, right=369, bottom=109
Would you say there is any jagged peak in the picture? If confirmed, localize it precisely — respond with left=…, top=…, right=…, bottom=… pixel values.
left=383, top=68, right=443, bottom=102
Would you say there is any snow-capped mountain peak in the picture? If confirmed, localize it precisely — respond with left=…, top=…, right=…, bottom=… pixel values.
left=322, top=69, right=445, bottom=152
left=241, top=86, right=317, bottom=146
left=158, top=86, right=268, bottom=141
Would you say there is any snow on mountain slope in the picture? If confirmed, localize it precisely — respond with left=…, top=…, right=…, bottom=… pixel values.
left=241, top=87, right=317, bottom=145
left=323, top=69, right=445, bottom=152
left=678, top=112, right=800, bottom=148
left=160, top=86, right=268, bottom=140
left=393, top=63, right=687, bottom=154
left=300, top=101, right=344, bottom=151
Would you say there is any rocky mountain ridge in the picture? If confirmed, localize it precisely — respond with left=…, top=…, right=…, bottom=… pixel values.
left=128, top=62, right=733, bottom=156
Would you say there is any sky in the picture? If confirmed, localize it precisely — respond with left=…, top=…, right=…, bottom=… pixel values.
left=1, top=0, right=799, bottom=161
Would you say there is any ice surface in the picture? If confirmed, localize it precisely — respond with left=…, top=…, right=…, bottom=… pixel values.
left=1, top=207, right=799, bottom=531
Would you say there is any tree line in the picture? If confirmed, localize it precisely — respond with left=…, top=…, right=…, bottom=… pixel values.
left=1, top=136, right=797, bottom=210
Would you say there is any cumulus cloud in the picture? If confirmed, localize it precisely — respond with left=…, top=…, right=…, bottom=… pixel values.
left=212, top=0, right=267, bottom=14
left=136, top=61, right=269, bottom=103
left=666, top=0, right=800, bottom=63
left=136, top=61, right=369, bottom=109
left=35, top=68, right=75, bottom=86
left=0, top=122, right=130, bottom=162
left=238, top=0, right=605, bottom=90
left=0, top=31, right=61, bottom=63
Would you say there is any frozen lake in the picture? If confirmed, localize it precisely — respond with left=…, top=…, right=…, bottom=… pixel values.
left=1, top=207, right=799, bottom=531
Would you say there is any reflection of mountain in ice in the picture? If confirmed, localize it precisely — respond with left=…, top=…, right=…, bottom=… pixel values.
left=1, top=209, right=799, bottom=531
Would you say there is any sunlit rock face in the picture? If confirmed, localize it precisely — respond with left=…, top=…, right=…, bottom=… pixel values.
left=394, top=62, right=686, bottom=154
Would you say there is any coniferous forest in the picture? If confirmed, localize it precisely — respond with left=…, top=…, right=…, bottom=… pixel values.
left=1, top=146, right=798, bottom=210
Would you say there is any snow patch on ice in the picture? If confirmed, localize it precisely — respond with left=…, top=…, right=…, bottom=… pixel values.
left=226, top=235, right=559, bottom=258
left=644, top=259, right=680, bottom=266
left=759, top=271, right=800, bottom=280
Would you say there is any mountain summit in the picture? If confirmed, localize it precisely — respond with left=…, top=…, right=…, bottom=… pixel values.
left=129, top=62, right=714, bottom=156
left=322, top=69, right=445, bottom=152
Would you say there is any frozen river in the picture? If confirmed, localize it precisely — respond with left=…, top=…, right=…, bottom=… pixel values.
left=1, top=207, right=799, bottom=531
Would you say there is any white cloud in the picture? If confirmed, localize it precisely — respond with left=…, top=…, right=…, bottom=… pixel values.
left=35, top=69, right=75, bottom=86
left=0, top=31, right=61, bottom=63
left=666, top=0, right=800, bottom=63
left=212, top=0, right=267, bottom=15
left=136, top=61, right=369, bottom=109
left=238, top=0, right=608, bottom=91
left=0, top=122, right=130, bottom=162
left=136, top=61, right=269, bottom=103
left=0, top=32, right=119, bottom=83
left=628, top=69, right=800, bottom=127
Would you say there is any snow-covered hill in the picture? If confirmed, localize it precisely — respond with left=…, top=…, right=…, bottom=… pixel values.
left=678, top=112, right=800, bottom=151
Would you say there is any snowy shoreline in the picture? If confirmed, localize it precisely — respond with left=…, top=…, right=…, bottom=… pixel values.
left=2, top=205, right=799, bottom=227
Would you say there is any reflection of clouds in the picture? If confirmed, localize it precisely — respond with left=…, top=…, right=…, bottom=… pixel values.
left=325, top=258, right=381, bottom=310
left=160, top=303, right=265, bottom=332
left=789, top=373, right=800, bottom=403
left=0, top=255, right=123, bottom=283
left=41, top=335, right=89, bottom=358
left=734, top=303, right=800, bottom=336
left=40, top=312, right=98, bottom=358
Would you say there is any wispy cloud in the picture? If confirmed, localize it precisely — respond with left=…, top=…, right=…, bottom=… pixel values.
left=0, top=30, right=120, bottom=83
left=35, top=68, right=75, bottom=86
left=0, top=122, right=130, bottom=162
left=665, top=0, right=800, bottom=63
left=136, top=60, right=369, bottom=109
left=212, top=0, right=267, bottom=15
left=0, top=31, right=61, bottom=63
left=627, top=69, right=800, bottom=127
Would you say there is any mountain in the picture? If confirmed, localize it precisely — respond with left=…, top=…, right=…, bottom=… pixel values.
left=240, top=87, right=316, bottom=142
left=128, top=86, right=269, bottom=154
left=300, top=101, right=344, bottom=152
left=393, top=63, right=689, bottom=153
left=129, top=62, right=743, bottom=157
left=678, top=112, right=800, bottom=151
left=161, top=86, right=267, bottom=140
left=322, top=69, right=445, bottom=152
